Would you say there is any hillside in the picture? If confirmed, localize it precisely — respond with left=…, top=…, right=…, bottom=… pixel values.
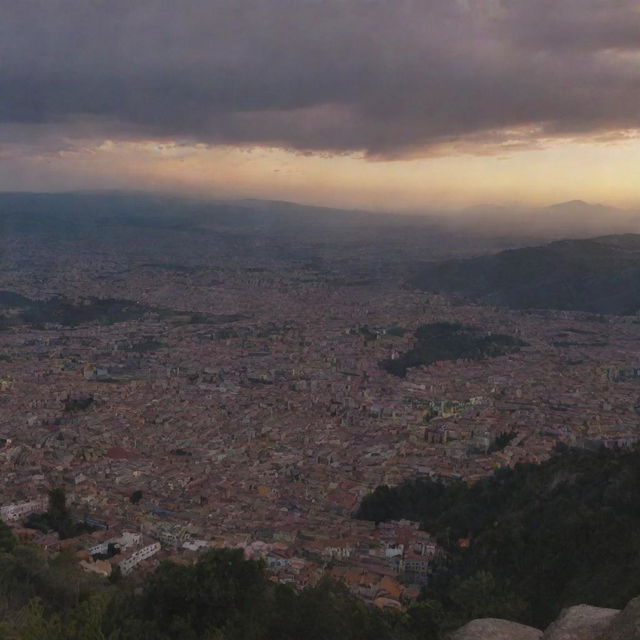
left=380, top=322, right=525, bottom=377
left=411, top=234, right=640, bottom=314
left=358, top=446, right=640, bottom=635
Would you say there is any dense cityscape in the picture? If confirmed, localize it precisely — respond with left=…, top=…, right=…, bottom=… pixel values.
left=3, top=206, right=640, bottom=612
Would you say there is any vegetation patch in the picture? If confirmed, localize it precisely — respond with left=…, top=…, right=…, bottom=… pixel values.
left=381, top=322, right=525, bottom=377
left=358, top=446, right=640, bottom=634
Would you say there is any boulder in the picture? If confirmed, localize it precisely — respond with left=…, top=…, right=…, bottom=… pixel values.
left=599, top=595, right=640, bottom=640
left=543, top=604, right=619, bottom=640
left=446, top=618, right=543, bottom=640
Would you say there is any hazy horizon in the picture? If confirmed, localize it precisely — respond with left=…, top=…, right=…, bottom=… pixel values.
left=0, top=187, right=637, bottom=217
left=2, top=189, right=640, bottom=246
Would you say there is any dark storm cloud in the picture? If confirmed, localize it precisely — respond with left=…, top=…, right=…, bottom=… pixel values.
left=1, top=0, right=640, bottom=157
left=504, top=0, right=640, bottom=51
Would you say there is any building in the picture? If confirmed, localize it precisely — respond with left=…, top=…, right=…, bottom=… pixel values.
left=117, top=540, right=161, bottom=576
left=0, top=498, right=47, bottom=522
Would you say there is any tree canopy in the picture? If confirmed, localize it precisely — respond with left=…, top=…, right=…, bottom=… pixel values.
left=358, top=446, right=640, bottom=632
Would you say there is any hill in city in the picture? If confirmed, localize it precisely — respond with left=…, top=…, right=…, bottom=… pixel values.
left=380, top=322, right=525, bottom=377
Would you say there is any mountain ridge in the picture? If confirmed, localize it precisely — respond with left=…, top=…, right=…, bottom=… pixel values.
left=411, top=234, right=640, bottom=315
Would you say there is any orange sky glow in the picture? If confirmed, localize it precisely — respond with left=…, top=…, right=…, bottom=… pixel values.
left=4, top=134, right=640, bottom=212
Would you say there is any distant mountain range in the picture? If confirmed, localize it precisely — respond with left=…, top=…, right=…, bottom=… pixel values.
left=0, top=191, right=557, bottom=280
left=3, top=192, right=640, bottom=308
left=412, top=234, right=640, bottom=315
left=1, top=191, right=638, bottom=240
left=441, top=200, right=640, bottom=240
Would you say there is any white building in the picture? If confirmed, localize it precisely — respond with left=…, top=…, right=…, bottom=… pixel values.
left=118, top=540, right=161, bottom=576
left=88, top=530, right=142, bottom=556
left=0, top=498, right=47, bottom=522
left=182, top=539, right=210, bottom=552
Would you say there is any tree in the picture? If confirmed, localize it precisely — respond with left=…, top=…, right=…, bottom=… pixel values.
left=48, top=488, right=68, bottom=524
left=0, top=521, right=16, bottom=553
left=47, top=487, right=79, bottom=539
left=443, top=571, right=526, bottom=632
left=129, top=491, right=143, bottom=505
left=108, top=565, right=122, bottom=584
left=405, top=600, right=444, bottom=640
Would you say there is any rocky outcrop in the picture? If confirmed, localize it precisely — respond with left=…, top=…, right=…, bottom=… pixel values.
left=445, top=597, right=640, bottom=640
left=543, top=604, right=619, bottom=640
left=598, top=596, right=640, bottom=640
left=445, top=618, right=542, bottom=640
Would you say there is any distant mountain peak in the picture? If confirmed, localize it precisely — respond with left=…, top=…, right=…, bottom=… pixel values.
left=553, top=199, right=590, bottom=206
left=546, top=199, right=610, bottom=212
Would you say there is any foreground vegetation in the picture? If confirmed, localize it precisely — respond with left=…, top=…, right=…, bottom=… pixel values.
left=0, top=531, right=431, bottom=640
left=358, top=445, right=640, bottom=633
left=4, top=446, right=640, bottom=638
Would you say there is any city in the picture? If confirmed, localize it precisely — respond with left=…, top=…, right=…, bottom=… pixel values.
left=3, top=228, right=640, bottom=611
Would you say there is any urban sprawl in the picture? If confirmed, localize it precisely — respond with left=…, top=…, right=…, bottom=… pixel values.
left=2, top=242, right=639, bottom=610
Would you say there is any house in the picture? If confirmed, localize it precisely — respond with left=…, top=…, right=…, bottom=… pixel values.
left=116, top=540, right=161, bottom=576
left=403, top=550, right=430, bottom=585
left=182, top=539, right=209, bottom=552
left=88, top=530, right=142, bottom=557
left=322, top=539, right=354, bottom=561
left=0, top=498, right=47, bottom=522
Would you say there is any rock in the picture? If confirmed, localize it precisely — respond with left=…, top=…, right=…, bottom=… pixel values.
left=598, top=595, right=640, bottom=640
left=543, top=604, right=619, bottom=640
left=446, top=618, right=543, bottom=640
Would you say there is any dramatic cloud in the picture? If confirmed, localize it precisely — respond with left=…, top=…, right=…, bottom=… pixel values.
left=1, top=0, right=640, bottom=158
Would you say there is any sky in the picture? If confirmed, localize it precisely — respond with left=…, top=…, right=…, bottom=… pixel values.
left=1, top=0, right=640, bottom=211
